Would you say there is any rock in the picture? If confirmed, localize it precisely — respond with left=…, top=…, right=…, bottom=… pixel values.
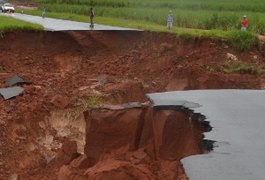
left=50, top=95, right=69, bottom=109
left=56, top=139, right=79, bottom=165
left=166, top=78, right=188, bottom=91
left=62, top=140, right=78, bottom=156
left=28, top=142, right=37, bottom=152
left=70, top=154, right=90, bottom=169
left=97, top=74, right=108, bottom=85
left=84, top=109, right=143, bottom=164
left=160, top=43, right=174, bottom=51
left=84, top=159, right=155, bottom=180
left=129, top=150, right=149, bottom=165
left=158, top=161, right=182, bottom=180
left=38, top=121, right=46, bottom=129
left=9, top=173, right=18, bottom=180
left=58, top=165, right=72, bottom=180
left=58, top=165, right=87, bottom=180
left=253, top=55, right=258, bottom=60
left=78, top=86, right=90, bottom=91
left=226, top=53, right=238, bottom=61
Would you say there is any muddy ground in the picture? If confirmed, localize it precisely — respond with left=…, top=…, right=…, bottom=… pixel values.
left=0, top=30, right=265, bottom=180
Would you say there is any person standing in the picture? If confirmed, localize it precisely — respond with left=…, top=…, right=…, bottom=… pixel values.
left=42, top=6, right=46, bottom=18
left=89, top=7, right=95, bottom=29
left=241, top=15, right=248, bottom=31
left=167, top=10, right=174, bottom=30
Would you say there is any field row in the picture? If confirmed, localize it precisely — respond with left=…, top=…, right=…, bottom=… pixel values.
left=32, top=3, right=265, bottom=34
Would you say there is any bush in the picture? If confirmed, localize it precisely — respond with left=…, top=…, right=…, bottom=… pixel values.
left=252, top=21, right=265, bottom=34
left=228, top=30, right=257, bottom=51
left=223, top=61, right=259, bottom=74
left=201, top=64, right=215, bottom=73
left=80, top=95, right=101, bottom=111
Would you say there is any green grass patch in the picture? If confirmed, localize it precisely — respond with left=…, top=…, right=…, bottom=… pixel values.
left=223, top=60, right=262, bottom=74
left=80, top=95, right=102, bottom=111
left=228, top=30, right=257, bottom=51
left=201, top=64, right=216, bottom=73
left=0, top=15, right=43, bottom=34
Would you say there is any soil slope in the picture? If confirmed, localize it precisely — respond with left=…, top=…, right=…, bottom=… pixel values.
left=0, top=30, right=265, bottom=179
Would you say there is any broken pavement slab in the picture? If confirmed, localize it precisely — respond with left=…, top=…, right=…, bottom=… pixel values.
left=0, top=86, right=24, bottom=100
left=6, top=75, right=32, bottom=86
left=99, top=102, right=142, bottom=110
left=147, top=90, right=265, bottom=180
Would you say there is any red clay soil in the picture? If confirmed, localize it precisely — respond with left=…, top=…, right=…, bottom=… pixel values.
left=61, top=108, right=203, bottom=180
left=0, top=30, right=265, bottom=179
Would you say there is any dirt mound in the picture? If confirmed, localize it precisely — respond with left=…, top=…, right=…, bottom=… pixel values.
left=1, top=30, right=265, bottom=179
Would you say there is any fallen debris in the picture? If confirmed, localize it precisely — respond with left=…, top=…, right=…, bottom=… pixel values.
left=6, top=75, right=32, bottom=86
left=0, top=86, right=24, bottom=100
left=97, top=74, right=108, bottom=85
left=226, top=53, right=238, bottom=62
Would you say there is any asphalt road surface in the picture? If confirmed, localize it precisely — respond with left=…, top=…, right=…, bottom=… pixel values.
left=1, top=13, right=140, bottom=31
left=147, top=90, right=265, bottom=180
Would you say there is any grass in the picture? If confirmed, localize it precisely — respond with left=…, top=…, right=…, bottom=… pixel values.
left=71, top=94, right=102, bottom=119
left=18, top=7, right=258, bottom=51
left=228, top=30, right=257, bottom=51
left=201, top=64, right=216, bottom=73
left=14, top=9, right=243, bottom=37
left=80, top=95, right=102, bottom=111
left=223, top=60, right=262, bottom=74
left=26, top=0, right=265, bottom=34
left=0, top=15, right=43, bottom=34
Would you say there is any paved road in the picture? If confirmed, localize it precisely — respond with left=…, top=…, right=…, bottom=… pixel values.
left=1, top=13, right=140, bottom=31
left=147, top=90, right=265, bottom=180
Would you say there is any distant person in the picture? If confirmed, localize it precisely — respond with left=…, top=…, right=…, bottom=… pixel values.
left=42, top=6, right=46, bottom=18
left=89, top=7, right=95, bottom=29
left=167, top=10, right=174, bottom=30
left=241, top=15, right=248, bottom=31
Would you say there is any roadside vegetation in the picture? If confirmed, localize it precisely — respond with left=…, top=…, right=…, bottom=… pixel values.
left=201, top=61, right=264, bottom=75
left=0, top=16, right=43, bottom=34
left=16, top=0, right=263, bottom=51
left=28, top=0, right=265, bottom=34
left=228, top=30, right=257, bottom=51
left=16, top=8, right=258, bottom=51
left=223, top=60, right=264, bottom=75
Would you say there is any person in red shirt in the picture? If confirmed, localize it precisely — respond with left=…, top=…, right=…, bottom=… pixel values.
left=241, top=15, right=248, bottom=31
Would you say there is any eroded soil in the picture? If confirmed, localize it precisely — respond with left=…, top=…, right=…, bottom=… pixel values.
left=1, top=30, right=265, bottom=179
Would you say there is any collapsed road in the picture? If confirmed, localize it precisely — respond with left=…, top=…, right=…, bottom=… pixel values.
left=148, top=90, right=265, bottom=180
left=1, top=30, right=265, bottom=179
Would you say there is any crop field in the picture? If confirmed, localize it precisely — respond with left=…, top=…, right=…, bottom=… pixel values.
left=30, top=0, right=265, bottom=33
